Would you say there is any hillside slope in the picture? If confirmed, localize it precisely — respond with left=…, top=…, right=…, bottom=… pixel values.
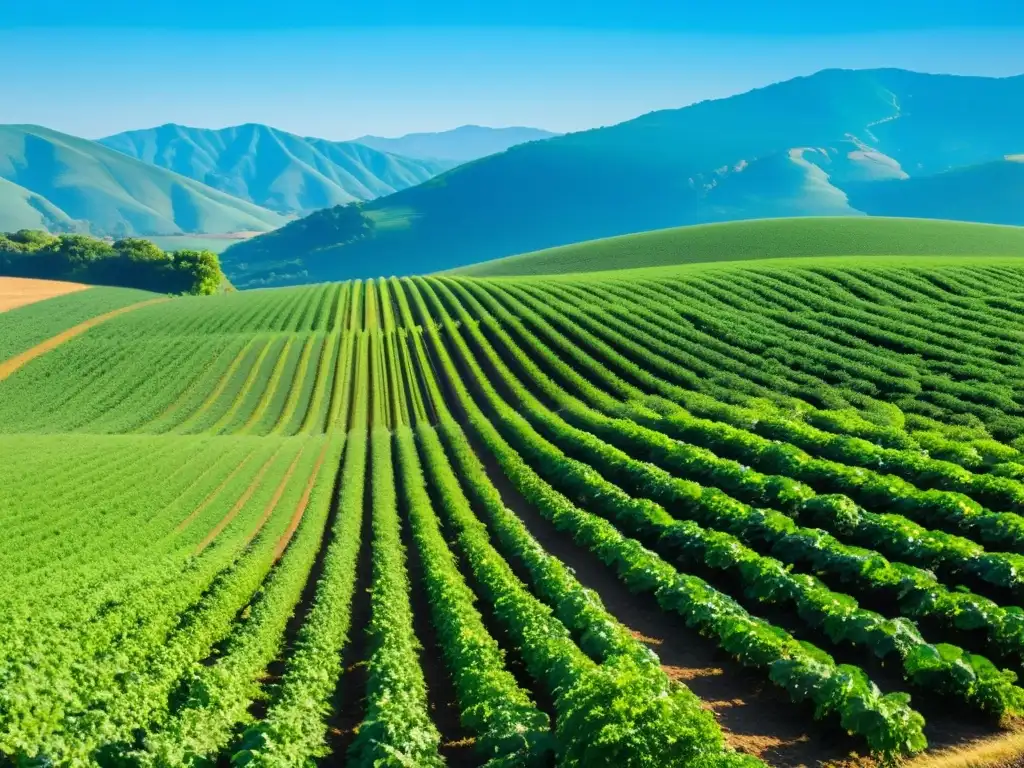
left=453, top=217, right=1024, bottom=277
left=353, top=125, right=558, bottom=162
left=0, top=125, right=286, bottom=237
left=100, top=123, right=454, bottom=215
left=224, top=68, right=1024, bottom=286
left=847, top=158, right=1024, bottom=226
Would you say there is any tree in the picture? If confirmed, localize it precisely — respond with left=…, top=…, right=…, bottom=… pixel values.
left=114, top=237, right=167, bottom=263
left=173, top=249, right=225, bottom=295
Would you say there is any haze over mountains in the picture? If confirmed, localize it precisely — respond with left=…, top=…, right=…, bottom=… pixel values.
left=222, top=68, right=1024, bottom=286
left=0, top=124, right=552, bottom=237
left=353, top=126, right=560, bottom=162
left=0, top=125, right=287, bottom=236
left=2, top=68, right=1023, bottom=285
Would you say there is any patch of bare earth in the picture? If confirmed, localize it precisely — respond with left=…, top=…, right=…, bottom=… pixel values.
left=465, top=428, right=872, bottom=768
left=0, top=276, right=89, bottom=313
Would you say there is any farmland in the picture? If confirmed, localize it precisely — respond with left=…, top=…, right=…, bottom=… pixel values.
left=0, top=277, right=89, bottom=313
left=4, top=256, right=1024, bottom=767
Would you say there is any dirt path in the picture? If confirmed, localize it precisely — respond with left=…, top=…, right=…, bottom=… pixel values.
left=194, top=449, right=281, bottom=555
left=272, top=440, right=332, bottom=561
left=323, top=449, right=374, bottom=763
left=0, top=296, right=168, bottom=381
left=466, top=430, right=867, bottom=768
left=175, top=453, right=257, bottom=534
left=241, top=446, right=308, bottom=549
left=0, top=277, right=90, bottom=313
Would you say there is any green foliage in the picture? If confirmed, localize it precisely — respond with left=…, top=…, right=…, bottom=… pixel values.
left=8, top=259, right=1024, bottom=766
left=0, top=230, right=226, bottom=294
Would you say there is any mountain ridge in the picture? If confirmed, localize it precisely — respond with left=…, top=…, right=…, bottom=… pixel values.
left=223, top=67, right=1024, bottom=287
left=353, top=125, right=560, bottom=161
left=98, top=123, right=455, bottom=215
left=0, top=124, right=287, bottom=238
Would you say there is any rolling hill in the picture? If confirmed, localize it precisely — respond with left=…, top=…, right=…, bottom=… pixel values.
left=223, top=68, right=1024, bottom=286
left=452, top=217, right=1024, bottom=277
left=99, top=123, right=455, bottom=216
left=0, top=125, right=287, bottom=237
left=353, top=125, right=558, bottom=162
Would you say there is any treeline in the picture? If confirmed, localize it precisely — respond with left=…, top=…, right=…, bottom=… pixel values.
left=0, top=231, right=227, bottom=295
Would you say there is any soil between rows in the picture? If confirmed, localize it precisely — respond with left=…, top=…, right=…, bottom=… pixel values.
left=461, top=422, right=870, bottom=767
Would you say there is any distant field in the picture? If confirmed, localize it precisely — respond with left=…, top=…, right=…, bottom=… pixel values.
left=0, top=276, right=88, bottom=312
left=7, top=258, right=1024, bottom=766
left=147, top=231, right=264, bottom=254
left=452, top=217, right=1024, bottom=276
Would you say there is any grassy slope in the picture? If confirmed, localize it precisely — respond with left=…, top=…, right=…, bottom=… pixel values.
left=453, top=217, right=1024, bottom=277
left=0, top=176, right=77, bottom=232
left=99, top=124, right=455, bottom=215
left=223, top=69, right=1024, bottom=286
left=0, top=125, right=286, bottom=237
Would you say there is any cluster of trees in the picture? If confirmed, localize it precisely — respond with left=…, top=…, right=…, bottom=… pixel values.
left=0, top=231, right=226, bottom=295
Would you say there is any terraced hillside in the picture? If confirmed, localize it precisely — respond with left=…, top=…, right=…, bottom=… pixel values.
left=4, top=260, right=1024, bottom=767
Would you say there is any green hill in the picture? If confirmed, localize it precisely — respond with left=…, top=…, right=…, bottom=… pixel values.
left=224, top=68, right=1024, bottom=286
left=99, top=123, right=455, bottom=216
left=0, top=125, right=287, bottom=237
left=452, top=217, right=1024, bottom=277
left=354, top=125, right=559, bottom=162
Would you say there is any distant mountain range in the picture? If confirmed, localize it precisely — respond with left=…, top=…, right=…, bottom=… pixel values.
left=847, top=156, right=1024, bottom=225
left=353, top=126, right=560, bottom=162
left=0, top=123, right=556, bottom=238
left=222, top=68, right=1024, bottom=286
left=0, top=125, right=286, bottom=237
left=98, top=124, right=456, bottom=215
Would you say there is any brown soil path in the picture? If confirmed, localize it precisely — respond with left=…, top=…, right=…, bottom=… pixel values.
left=272, top=440, right=332, bottom=561
left=174, top=452, right=258, bottom=534
left=193, top=449, right=282, bottom=555
left=0, top=277, right=90, bottom=312
left=0, top=295, right=169, bottom=381
left=467, top=429, right=868, bottom=768
left=241, top=446, right=308, bottom=549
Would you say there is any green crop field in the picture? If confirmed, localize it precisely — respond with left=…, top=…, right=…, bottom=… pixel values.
left=6, top=256, right=1024, bottom=767
left=452, top=217, right=1024, bottom=277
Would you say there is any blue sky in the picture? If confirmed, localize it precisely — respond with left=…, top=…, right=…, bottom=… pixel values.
left=1, top=1, right=1022, bottom=139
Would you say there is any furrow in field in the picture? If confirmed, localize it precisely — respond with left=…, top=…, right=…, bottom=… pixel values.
left=0, top=296, right=169, bottom=382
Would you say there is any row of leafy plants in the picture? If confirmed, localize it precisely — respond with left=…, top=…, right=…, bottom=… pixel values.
left=429, top=277, right=1024, bottom=720
left=406, top=277, right=927, bottom=762
left=400, top=280, right=759, bottom=767
left=472, top=278, right=1024, bottom=553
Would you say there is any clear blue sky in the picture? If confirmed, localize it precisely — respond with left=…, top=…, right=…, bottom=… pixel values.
left=2, top=1, right=1022, bottom=139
